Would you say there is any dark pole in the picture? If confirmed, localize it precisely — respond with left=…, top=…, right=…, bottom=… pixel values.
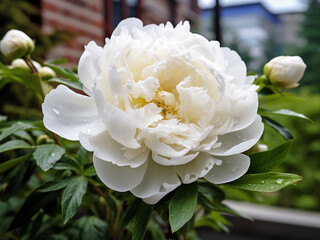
left=137, top=0, right=143, bottom=20
left=169, top=0, right=177, bottom=25
left=105, top=0, right=114, bottom=38
left=214, top=0, right=222, bottom=44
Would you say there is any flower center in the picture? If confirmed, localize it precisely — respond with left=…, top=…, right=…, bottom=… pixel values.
left=152, top=90, right=177, bottom=118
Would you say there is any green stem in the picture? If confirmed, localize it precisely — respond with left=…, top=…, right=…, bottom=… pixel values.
left=23, top=55, right=45, bottom=99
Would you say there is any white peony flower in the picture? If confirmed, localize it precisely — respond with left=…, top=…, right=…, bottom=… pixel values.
left=264, top=56, right=306, bottom=89
left=0, top=29, right=34, bottom=59
left=42, top=18, right=264, bottom=204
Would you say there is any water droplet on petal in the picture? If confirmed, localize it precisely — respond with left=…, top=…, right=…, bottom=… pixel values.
left=86, top=128, right=92, bottom=133
left=83, top=118, right=87, bottom=122
left=52, top=108, right=60, bottom=115
left=232, top=167, right=239, bottom=173
left=50, top=153, right=56, bottom=157
left=215, top=159, right=222, bottom=166
left=276, top=179, right=284, bottom=184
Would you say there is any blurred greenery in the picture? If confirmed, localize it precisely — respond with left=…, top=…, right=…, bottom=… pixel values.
left=224, top=87, right=320, bottom=211
left=293, top=0, right=320, bottom=91
left=262, top=87, right=320, bottom=210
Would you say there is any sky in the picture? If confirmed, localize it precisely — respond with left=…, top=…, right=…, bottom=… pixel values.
left=198, top=0, right=308, bottom=13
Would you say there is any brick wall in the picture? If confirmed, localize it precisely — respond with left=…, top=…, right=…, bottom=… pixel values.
left=41, top=0, right=199, bottom=68
left=41, top=0, right=106, bottom=68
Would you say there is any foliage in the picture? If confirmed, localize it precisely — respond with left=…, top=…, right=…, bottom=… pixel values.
left=0, top=34, right=307, bottom=240
left=258, top=88, right=320, bottom=211
left=293, top=0, right=320, bottom=91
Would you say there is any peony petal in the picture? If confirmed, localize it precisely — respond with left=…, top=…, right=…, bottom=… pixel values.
left=210, top=115, right=264, bottom=156
left=108, top=64, right=123, bottom=95
left=42, top=85, right=100, bottom=140
left=143, top=182, right=180, bottom=204
left=152, top=152, right=199, bottom=166
left=87, top=130, right=148, bottom=168
left=131, top=160, right=181, bottom=199
left=221, top=47, right=246, bottom=86
left=112, top=18, right=143, bottom=37
left=144, top=137, right=190, bottom=158
left=229, top=91, right=259, bottom=132
left=131, top=103, right=163, bottom=129
left=204, top=154, right=250, bottom=184
left=177, top=83, right=214, bottom=123
left=93, top=155, right=147, bottom=192
left=103, top=103, right=140, bottom=149
left=78, top=41, right=102, bottom=95
left=174, top=152, right=217, bottom=184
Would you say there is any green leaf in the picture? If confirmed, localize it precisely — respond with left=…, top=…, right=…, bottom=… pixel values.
left=120, top=198, right=142, bottom=229
left=0, top=65, right=42, bottom=93
left=45, top=63, right=79, bottom=82
left=77, top=145, right=91, bottom=166
left=62, top=176, right=88, bottom=223
left=53, top=155, right=81, bottom=172
left=198, top=181, right=225, bottom=203
left=197, top=193, right=251, bottom=220
left=84, top=165, right=96, bottom=177
left=131, top=200, right=153, bottom=240
left=148, top=220, right=166, bottom=240
left=0, top=154, right=31, bottom=173
left=37, top=177, right=77, bottom=192
left=263, top=117, right=294, bottom=140
left=0, top=140, right=32, bottom=153
left=13, top=130, right=34, bottom=144
left=76, top=216, right=109, bottom=240
left=48, top=77, right=83, bottom=91
left=248, top=140, right=293, bottom=173
left=259, top=92, right=305, bottom=108
left=45, top=59, right=68, bottom=65
left=33, top=144, right=65, bottom=171
left=260, top=109, right=311, bottom=122
left=227, top=172, right=302, bottom=192
left=9, top=191, right=59, bottom=231
left=0, top=121, right=33, bottom=141
left=169, top=182, right=198, bottom=233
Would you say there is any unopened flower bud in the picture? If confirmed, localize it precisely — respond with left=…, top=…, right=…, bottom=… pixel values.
left=10, top=58, right=29, bottom=70
left=39, top=66, right=56, bottom=80
left=0, top=29, right=35, bottom=60
left=264, top=56, right=306, bottom=89
left=11, top=58, right=42, bottom=72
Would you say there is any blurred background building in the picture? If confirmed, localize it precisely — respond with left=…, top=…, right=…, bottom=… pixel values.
left=0, top=0, right=316, bottom=81
left=200, top=0, right=306, bottom=70
left=37, top=0, right=308, bottom=72
left=40, top=0, right=199, bottom=68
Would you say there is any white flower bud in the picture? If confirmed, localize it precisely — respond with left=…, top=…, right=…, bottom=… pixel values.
left=10, top=58, right=29, bottom=69
left=264, top=56, right=306, bottom=89
left=0, top=29, right=35, bottom=60
left=10, top=58, right=42, bottom=72
left=39, top=66, right=56, bottom=80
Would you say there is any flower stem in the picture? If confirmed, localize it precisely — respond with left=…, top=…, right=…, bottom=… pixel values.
left=23, top=55, right=45, bottom=99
